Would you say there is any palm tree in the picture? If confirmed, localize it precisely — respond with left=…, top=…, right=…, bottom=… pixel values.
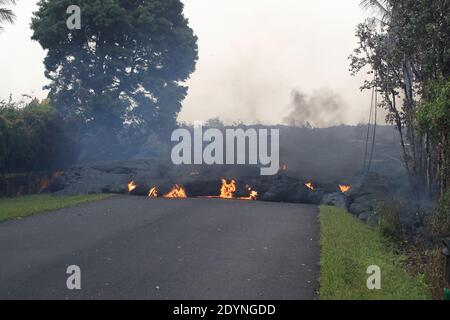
left=360, top=0, right=390, bottom=15
left=0, top=0, right=16, bottom=32
left=360, top=0, right=426, bottom=190
left=360, top=0, right=391, bottom=26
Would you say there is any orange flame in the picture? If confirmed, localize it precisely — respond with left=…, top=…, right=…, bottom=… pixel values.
left=304, top=182, right=314, bottom=191
left=239, top=189, right=258, bottom=200
left=148, top=187, right=158, bottom=198
left=128, top=181, right=137, bottom=193
left=339, top=184, right=352, bottom=193
left=38, top=171, right=63, bottom=193
left=249, top=190, right=258, bottom=200
left=164, top=185, right=187, bottom=198
left=220, top=179, right=236, bottom=199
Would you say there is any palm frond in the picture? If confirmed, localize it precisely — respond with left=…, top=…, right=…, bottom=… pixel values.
left=0, top=0, right=16, bottom=31
left=360, top=0, right=391, bottom=22
left=0, top=0, right=17, bottom=5
left=0, top=8, right=15, bottom=24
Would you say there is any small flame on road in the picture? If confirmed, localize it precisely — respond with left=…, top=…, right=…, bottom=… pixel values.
left=164, top=185, right=187, bottom=198
left=304, top=182, right=315, bottom=191
left=207, top=180, right=258, bottom=200
left=339, top=184, right=352, bottom=193
left=126, top=179, right=258, bottom=201
left=148, top=187, right=158, bottom=198
left=220, top=179, right=236, bottom=199
left=239, top=189, right=258, bottom=200
left=128, top=181, right=137, bottom=193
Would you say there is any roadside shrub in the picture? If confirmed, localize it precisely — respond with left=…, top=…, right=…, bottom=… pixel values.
left=0, top=98, right=76, bottom=174
left=377, top=199, right=403, bottom=241
left=423, top=249, right=447, bottom=299
left=427, top=189, right=450, bottom=237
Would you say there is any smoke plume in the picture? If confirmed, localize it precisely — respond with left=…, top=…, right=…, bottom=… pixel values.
left=283, top=88, right=347, bottom=128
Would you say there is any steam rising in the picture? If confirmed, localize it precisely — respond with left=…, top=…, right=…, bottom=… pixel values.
left=283, top=89, right=347, bottom=128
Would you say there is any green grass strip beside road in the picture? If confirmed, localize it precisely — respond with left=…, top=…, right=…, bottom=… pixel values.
left=319, top=205, right=430, bottom=300
left=0, top=194, right=113, bottom=223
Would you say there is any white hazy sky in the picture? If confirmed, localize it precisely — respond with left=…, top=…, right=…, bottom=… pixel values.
left=0, top=0, right=375, bottom=126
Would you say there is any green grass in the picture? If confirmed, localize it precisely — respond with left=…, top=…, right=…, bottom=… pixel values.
left=319, top=205, right=430, bottom=300
left=0, top=194, right=113, bottom=222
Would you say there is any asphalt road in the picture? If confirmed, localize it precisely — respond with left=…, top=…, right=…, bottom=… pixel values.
left=0, top=196, right=319, bottom=300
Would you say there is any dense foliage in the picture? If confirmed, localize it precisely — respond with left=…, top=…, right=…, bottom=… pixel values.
left=416, top=80, right=450, bottom=195
left=31, top=0, right=198, bottom=158
left=350, top=0, right=449, bottom=197
left=0, top=98, right=75, bottom=173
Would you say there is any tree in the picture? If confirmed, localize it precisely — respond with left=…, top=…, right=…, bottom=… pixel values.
left=0, top=0, right=16, bottom=32
left=417, top=80, right=450, bottom=196
left=31, top=0, right=198, bottom=159
left=350, top=0, right=449, bottom=197
left=0, top=98, right=76, bottom=173
left=360, top=0, right=390, bottom=24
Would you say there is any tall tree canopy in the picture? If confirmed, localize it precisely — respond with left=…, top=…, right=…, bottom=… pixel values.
left=31, top=0, right=198, bottom=157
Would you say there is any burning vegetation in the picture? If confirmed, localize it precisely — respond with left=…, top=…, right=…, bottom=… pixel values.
left=37, top=171, right=63, bottom=194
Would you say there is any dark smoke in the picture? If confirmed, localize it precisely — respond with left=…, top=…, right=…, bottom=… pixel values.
left=283, top=88, right=347, bottom=128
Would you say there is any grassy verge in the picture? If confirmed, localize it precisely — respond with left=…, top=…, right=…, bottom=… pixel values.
left=319, top=205, right=430, bottom=300
left=0, top=194, right=113, bottom=223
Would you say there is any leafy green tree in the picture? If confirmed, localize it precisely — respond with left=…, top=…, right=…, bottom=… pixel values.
left=31, top=0, right=198, bottom=158
left=417, top=80, right=450, bottom=196
left=350, top=0, right=449, bottom=196
left=0, top=0, right=16, bottom=32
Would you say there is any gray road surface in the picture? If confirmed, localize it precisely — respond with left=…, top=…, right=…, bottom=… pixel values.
left=0, top=196, right=319, bottom=300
